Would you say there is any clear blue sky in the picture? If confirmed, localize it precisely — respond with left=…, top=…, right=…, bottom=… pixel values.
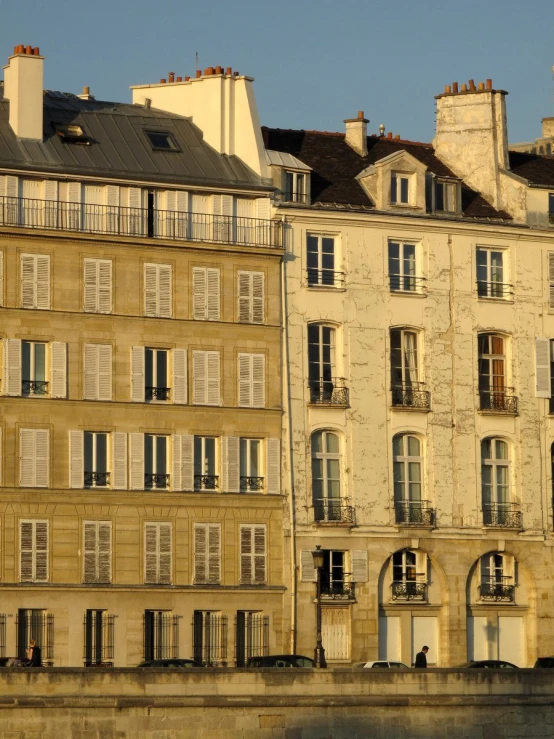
left=2, top=0, right=553, bottom=144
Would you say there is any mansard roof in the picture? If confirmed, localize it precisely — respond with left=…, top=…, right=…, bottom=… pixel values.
left=509, top=151, right=554, bottom=188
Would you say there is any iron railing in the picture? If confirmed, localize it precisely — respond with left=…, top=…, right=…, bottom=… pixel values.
left=83, top=611, right=115, bottom=665
left=240, top=476, right=264, bottom=492
left=193, top=613, right=228, bottom=666
left=477, top=281, right=513, bottom=299
left=0, top=614, right=5, bottom=658
left=22, top=380, right=49, bottom=395
left=321, top=575, right=356, bottom=601
left=144, top=473, right=170, bottom=489
left=307, top=269, right=346, bottom=287
left=283, top=191, right=308, bottom=204
left=145, top=386, right=170, bottom=401
left=391, top=581, right=428, bottom=601
left=395, top=501, right=435, bottom=526
left=235, top=613, right=269, bottom=667
left=483, top=503, right=523, bottom=529
left=84, top=471, right=110, bottom=487
left=479, top=578, right=516, bottom=602
left=143, top=612, right=180, bottom=661
left=389, top=274, right=426, bottom=293
left=391, top=383, right=431, bottom=410
left=194, top=475, right=219, bottom=491
left=0, top=196, right=283, bottom=248
left=308, top=377, right=349, bottom=406
left=479, top=389, right=518, bottom=414
left=16, top=610, right=54, bottom=661
left=313, top=500, right=356, bottom=524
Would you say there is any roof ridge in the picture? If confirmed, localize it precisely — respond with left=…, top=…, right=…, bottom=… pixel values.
left=264, top=126, right=432, bottom=148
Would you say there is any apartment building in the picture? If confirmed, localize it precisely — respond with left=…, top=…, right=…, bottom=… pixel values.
left=0, top=46, right=285, bottom=666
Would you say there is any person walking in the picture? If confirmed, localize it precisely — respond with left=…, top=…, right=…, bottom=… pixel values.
left=414, top=646, right=429, bottom=668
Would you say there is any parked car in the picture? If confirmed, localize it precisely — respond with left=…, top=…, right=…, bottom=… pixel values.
left=353, top=660, right=410, bottom=669
left=534, top=657, right=554, bottom=668
left=137, top=658, right=202, bottom=669
left=460, top=660, right=518, bottom=669
left=246, top=654, right=314, bottom=668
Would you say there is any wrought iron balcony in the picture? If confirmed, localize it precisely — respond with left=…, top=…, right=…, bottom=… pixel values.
left=321, top=575, right=355, bottom=601
left=84, top=471, right=110, bottom=488
left=283, top=191, right=308, bottom=204
left=0, top=195, right=284, bottom=249
left=391, top=581, right=428, bottom=601
left=394, top=501, right=435, bottom=526
left=240, top=476, right=264, bottom=492
left=194, top=474, right=219, bottom=491
left=391, top=383, right=431, bottom=410
left=389, top=274, right=426, bottom=293
left=145, top=386, right=170, bottom=401
left=477, top=281, right=513, bottom=299
left=307, top=269, right=346, bottom=287
left=313, top=500, right=356, bottom=524
left=479, top=577, right=516, bottom=602
left=482, top=503, right=522, bottom=529
left=144, top=473, right=170, bottom=489
left=479, top=389, right=518, bottom=414
left=22, top=380, right=49, bottom=396
left=308, top=377, right=349, bottom=407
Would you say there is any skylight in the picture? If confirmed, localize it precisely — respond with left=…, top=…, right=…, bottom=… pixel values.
left=145, top=130, right=179, bottom=151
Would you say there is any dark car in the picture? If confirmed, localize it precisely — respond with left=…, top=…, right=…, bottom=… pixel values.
left=246, top=654, right=314, bottom=668
left=461, top=660, right=518, bottom=669
left=534, top=657, right=554, bottom=668
left=137, top=658, right=202, bottom=669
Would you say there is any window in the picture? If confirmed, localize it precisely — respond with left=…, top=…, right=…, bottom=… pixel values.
left=392, top=435, right=433, bottom=525
left=549, top=193, right=554, bottom=225
left=307, top=234, right=340, bottom=287
left=240, top=438, right=262, bottom=492
left=192, top=350, right=221, bottom=406
left=55, top=123, right=91, bottom=145
left=83, top=521, right=112, bottom=583
left=476, top=248, right=509, bottom=298
left=22, top=340, right=47, bottom=396
left=192, top=267, right=220, bottom=321
left=238, top=271, right=264, bottom=324
left=391, top=550, right=427, bottom=600
left=481, top=438, right=521, bottom=528
left=479, top=553, right=515, bottom=602
left=308, top=323, right=335, bottom=403
left=144, top=263, right=172, bottom=318
left=390, top=172, right=411, bottom=205
left=235, top=612, right=269, bottom=666
left=284, top=171, right=307, bottom=203
left=131, top=347, right=186, bottom=404
left=21, top=253, right=50, bottom=309
left=388, top=241, right=420, bottom=292
left=84, top=610, right=115, bottom=666
left=144, top=522, right=172, bottom=584
left=144, top=435, right=169, bottom=489
left=194, top=436, right=218, bottom=491
left=20, top=520, right=48, bottom=582
left=429, top=178, right=459, bottom=213
left=193, top=523, right=221, bottom=584
left=390, top=329, right=429, bottom=408
left=145, top=130, right=179, bottom=151
left=193, top=611, right=228, bottom=666
left=478, top=334, right=517, bottom=413
left=84, top=432, right=109, bottom=487
left=70, top=431, right=126, bottom=490
left=3, top=339, right=66, bottom=399
left=145, top=348, right=169, bottom=401
left=238, top=353, right=265, bottom=407
left=84, top=258, right=112, bottom=313
left=239, top=524, right=267, bottom=585
left=143, top=610, right=180, bottom=660
left=83, top=344, right=112, bottom=401
left=319, top=550, right=352, bottom=598
left=16, top=609, right=53, bottom=661
left=311, top=431, right=341, bottom=521
left=19, top=429, right=49, bottom=487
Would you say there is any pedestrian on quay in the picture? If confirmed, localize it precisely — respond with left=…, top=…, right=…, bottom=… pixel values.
left=414, top=646, right=429, bottom=668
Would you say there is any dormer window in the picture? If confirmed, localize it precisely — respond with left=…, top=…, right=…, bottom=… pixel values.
left=284, top=171, right=307, bottom=203
left=54, top=123, right=91, bottom=145
left=390, top=172, right=411, bottom=205
left=426, top=175, right=460, bottom=215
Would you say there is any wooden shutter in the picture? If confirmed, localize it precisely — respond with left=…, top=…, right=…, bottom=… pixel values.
left=83, top=521, right=98, bottom=583
left=35, top=255, right=50, bottom=309
left=549, top=253, right=554, bottom=309
left=105, top=185, right=120, bottom=233
left=19, top=429, right=35, bottom=486
left=351, top=550, right=369, bottom=583
left=20, top=254, right=36, bottom=308
left=208, top=524, right=221, bottom=584
left=181, top=435, right=194, bottom=490
left=0, top=250, right=3, bottom=306
left=172, top=349, right=187, bottom=404
left=144, top=264, right=158, bottom=317
left=84, top=344, right=112, bottom=401
left=266, top=439, right=280, bottom=494
left=193, top=267, right=207, bottom=319
left=238, top=353, right=265, bottom=407
left=256, top=198, right=271, bottom=221
left=3, top=338, right=22, bottom=396
left=415, top=551, right=428, bottom=583
left=127, top=186, right=143, bottom=235
left=98, top=521, right=112, bottom=583
left=158, top=523, right=172, bottom=584
left=503, top=553, right=515, bottom=582
left=34, top=521, right=48, bottom=582
left=129, top=432, right=144, bottom=490
left=251, top=272, right=264, bottom=324
left=207, top=268, right=220, bottom=320
left=172, top=435, right=182, bottom=491
left=192, top=351, right=207, bottom=405
left=97, top=344, right=112, bottom=401
left=34, top=429, right=49, bottom=487
left=535, top=338, right=551, bottom=398
left=43, top=180, right=58, bottom=229
left=84, top=259, right=98, bottom=312
left=158, top=264, right=172, bottom=318
left=240, top=525, right=266, bottom=584
left=50, top=341, right=67, bottom=398
left=238, top=271, right=252, bottom=323
left=207, top=351, right=221, bottom=405
left=144, top=523, right=158, bottom=583
left=252, top=354, right=265, bottom=407
left=112, top=432, right=128, bottom=489
left=0, top=427, right=2, bottom=486
left=238, top=354, right=252, bottom=407
left=221, top=436, right=240, bottom=493
left=301, top=550, right=317, bottom=582
left=20, top=520, right=48, bottom=582
left=69, top=430, right=84, bottom=489
left=20, top=521, right=34, bottom=581
left=97, top=260, right=112, bottom=313
left=253, top=525, right=267, bottom=584
left=131, top=346, right=145, bottom=402
left=194, top=523, right=220, bottom=584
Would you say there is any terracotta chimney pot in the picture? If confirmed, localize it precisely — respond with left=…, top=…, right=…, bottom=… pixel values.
left=387, top=132, right=393, bottom=139
left=185, top=76, right=190, bottom=81
left=168, top=72, right=175, bottom=82
left=469, top=79, right=476, bottom=91
left=452, top=82, right=458, bottom=93
left=25, top=45, right=32, bottom=55
left=461, top=83, right=467, bottom=92
left=196, top=70, right=202, bottom=78
left=478, top=81, right=484, bottom=91
left=215, top=65, right=222, bottom=74
left=444, top=85, right=451, bottom=94
left=160, top=78, right=166, bottom=84
left=226, top=67, right=232, bottom=75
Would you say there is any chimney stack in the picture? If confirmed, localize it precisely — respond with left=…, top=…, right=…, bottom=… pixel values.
left=344, top=110, right=369, bottom=157
left=3, top=45, right=44, bottom=140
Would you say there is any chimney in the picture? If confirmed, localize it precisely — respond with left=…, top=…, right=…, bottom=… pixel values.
left=433, top=80, right=509, bottom=210
left=344, top=110, right=369, bottom=156
left=3, top=45, right=44, bottom=140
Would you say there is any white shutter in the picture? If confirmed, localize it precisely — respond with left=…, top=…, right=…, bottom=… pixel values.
left=34, top=429, right=49, bottom=487
left=536, top=338, right=551, bottom=398
left=129, top=432, right=144, bottom=490
left=105, top=185, right=120, bottom=233
left=172, top=435, right=182, bottom=491
left=98, top=344, right=112, bottom=401
left=50, top=341, right=67, bottom=398
left=43, top=179, right=58, bottom=228
left=112, top=432, right=128, bottom=489
left=207, top=268, right=220, bottom=321
left=144, top=523, right=158, bottom=583
left=35, top=254, right=50, bottom=309
left=207, top=351, right=221, bottom=405
left=34, top=521, right=49, bottom=582
left=0, top=427, right=2, bottom=486
left=83, top=522, right=97, bottom=583
left=208, top=524, right=221, bottom=584
left=503, top=553, right=515, bottom=582
left=20, top=521, right=34, bottom=581
left=238, top=353, right=265, bottom=408
left=221, top=436, right=240, bottom=493
left=84, top=521, right=112, bottom=584
left=253, top=525, right=267, bottom=584
left=181, top=435, right=194, bottom=490
left=4, top=174, right=18, bottom=197
left=251, top=272, right=264, bottom=324
left=192, top=351, right=207, bottom=405
left=351, top=550, right=369, bottom=583
left=84, top=259, right=98, bottom=312
left=158, top=522, right=172, bottom=584
left=172, top=349, right=187, bottom=404
left=238, top=271, right=265, bottom=324
left=67, top=181, right=81, bottom=229
left=3, top=338, right=22, bottom=396
left=240, top=526, right=253, bottom=584
left=301, top=550, right=317, bottom=582
left=240, top=525, right=266, bottom=585
left=266, top=438, right=280, bottom=494
left=193, top=523, right=208, bottom=583
left=98, top=259, right=112, bottom=313
left=256, top=198, right=271, bottom=220
left=144, top=264, right=158, bottom=317
left=158, top=264, right=172, bottom=318
left=20, top=254, right=36, bottom=308
left=192, top=267, right=207, bottom=319
left=131, top=346, right=145, bottom=402
left=238, top=354, right=252, bottom=407
left=69, top=430, right=84, bottom=489
left=0, top=250, right=3, bottom=306
left=20, top=429, right=35, bottom=486
left=415, top=551, right=428, bottom=583
left=127, top=187, right=144, bottom=236
left=549, top=253, right=554, bottom=309
left=252, top=354, right=265, bottom=407
left=99, top=521, right=112, bottom=583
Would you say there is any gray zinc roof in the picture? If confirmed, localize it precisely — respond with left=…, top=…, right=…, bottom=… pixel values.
left=0, top=90, right=269, bottom=191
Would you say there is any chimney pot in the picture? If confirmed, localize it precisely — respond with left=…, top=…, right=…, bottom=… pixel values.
left=82, top=85, right=90, bottom=95
left=387, top=132, right=393, bottom=139
left=196, top=70, right=202, bottom=78
left=469, top=79, right=476, bottom=91
left=144, top=98, right=151, bottom=109
left=185, top=76, right=190, bottom=81
left=25, top=45, right=32, bottom=55
left=234, top=71, right=239, bottom=76
left=33, top=47, right=40, bottom=56
left=226, top=67, right=232, bottom=75
left=204, top=66, right=214, bottom=75
left=160, top=78, right=166, bottom=84
left=357, top=110, right=364, bottom=119
left=215, top=65, right=222, bottom=74
left=452, top=82, right=458, bottom=93
left=176, top=76, right=182, bottom=82
left=395, top=134, right=400, bottom=140
left=168, top=72, right=175, bottom=82
left=478, top=81, right=484, bottom=91
left=461, top=83, right=467, bottom=92
left=486, top=78, right=492, bottom=90
left=444, top=85, right=451, bottom=94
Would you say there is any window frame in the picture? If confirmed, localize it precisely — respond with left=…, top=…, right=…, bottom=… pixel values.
left=392, top=434, right=423, bottom=503
left=481, top=437, right=510, bottom=505
left=390, top=172, right=413, bottom=206
left=306, top=233, right=341, bottom=288
left=144, top=434, right=169, bottom=489
left=144, top=130, right=180, bottom=152
left=21, top=340, right=48, bottom=396
left=145, top=347, right=170, bottom=402
left=476, top=246, right=510, bottom=300
left=283, top=170, right=307, bottom=203
left=388, top=240, right=422, bottom=293
left=194, top=435, right=218, bottom=491
left=311, top=430, right=342, bottom=506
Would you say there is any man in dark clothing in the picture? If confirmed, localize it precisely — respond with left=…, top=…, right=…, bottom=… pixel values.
left=414, top=646, right=429, bottom=668
left=28, top=640, right=42, bottom=667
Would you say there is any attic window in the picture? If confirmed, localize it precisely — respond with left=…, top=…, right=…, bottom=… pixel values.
left=55, top=124, right=91, bottom=145
left=426, top=176, right=460, bottom=214
left=145, top=131, right=179, bottom=151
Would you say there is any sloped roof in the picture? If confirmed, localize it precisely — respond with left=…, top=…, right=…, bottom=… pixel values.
left=0, top=91, right=267, bottom=190
left=509, top=151, right=554, bottom=188
left=262, top=127, right=511, bottom=220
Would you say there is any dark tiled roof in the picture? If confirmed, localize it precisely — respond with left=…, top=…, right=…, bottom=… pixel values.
left=509, top=151, right=554, bottom=188
left=263, top=128, right=511, bottom=220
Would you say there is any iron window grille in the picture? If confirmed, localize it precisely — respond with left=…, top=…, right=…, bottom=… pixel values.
left=391, top=581, right=428, bottom=601
left=16, top=609, right=54, bottom=661
left=479, top=389, right=518, bottom=414
left=479, top=578, right=516, bottom=602
left=240, top=476, right=264, bottom=492
left=320, top=573, right=356, bottom=601
left=22, top=380, right=49, bottom=396
left=313, top=500, right=355, bottom=524
left=194, top=475, right=219, bottom=491
left=192, top=612, right=228, bottom=666
left=143, top=611, right=180, bottom=661
left=145, top=387, right=170, bottom=401
left=308, top=377, right=349, bottom=406
left=391, top=383, right=431, bottom=410
left=476, top=281, right=513, bottom=299
left=306, top=269, right=345, bottom=287
left=84, top=471, right=110, bottom=488
left=394, top=501, right=435, bottom=526
left=144, top=473, right=170, bottom=490
left=235, top=612, right=269, bottom=667
left=482, top=503, right=523, bottom=529
left=83, top=611, right=115, bottom=666
left=0, top=614, right=6, bottom=658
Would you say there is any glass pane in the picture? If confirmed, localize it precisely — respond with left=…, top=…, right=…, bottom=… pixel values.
left=84, top=432, right=93, bottom=472
left=312, top=432, right=323, bottom=454
left=284, top=172, right=293, bottom=198
left=35, top=343, right=46, bottom=381
left=22, top=341, right=31, bottom=379
left=296, top=173, right=305, bottom=197
left=390, top=174, right=397, bottom=203
left=251, top=440, right=260, bottom=476
left=145, top=349, right=153, bottom=388
left=435, top=182, right=444, bottom=211
left=312, top=458, right=323, bottom=481
left=407, top=436, right=420, bottom=456
left=307, top=235, right=319, bottom=255
left=240, top=439, right=247, bottom=476
left=495, top=440, right=508, bottom=460
left=194, top=437, right=202, bottom=475
left=481, top=439, right=492, bottom=459
left=157, top=351, right=167, bottom=387
left=327, top=458, right=340, bottom=480
left=156, top=436, right=167, bottom=475
left=325, top=433, right=339, bottom=453
left=327, top=478, right=340, bottom=498
left=205, top=438, right=216, bottom=474
left=144, top=435, right=153, bottom=475
left=409, top=482, right=422, bottom=501
left=393, top=436, right=404, bottom=457
left=393, top=461, right=404, bottom=484
left=96, top=433, right=107, bottom=472
left=408, top=462, right=421, bottom=483
left=400, top=177, right=409, bottom=203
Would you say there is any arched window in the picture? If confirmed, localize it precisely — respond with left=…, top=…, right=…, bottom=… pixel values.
left=393, top=435, right=432, bottom=524
left=479, top=552, right=515, bottom=602
left=481, top=438, right=520, bottom=527
left=312, top=431, right=341, bottom=522
left=391, top=549, right=427, bottom=601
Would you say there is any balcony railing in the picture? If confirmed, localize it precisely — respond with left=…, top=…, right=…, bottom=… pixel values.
left=240, top=476, right=264, bottom=492
left=144, top=473, right=170, bottom=489
left=145, top=386, right=170, bottom=401
left=321, top=575, right=355, bottom=601
left=479, top=389, right=518, bottom=414
left=308, top=377, right=349, bottom=407
left=394, top=501, right=435, bottom=526
left=0, top=196, right=284, bottom=249
left=194, top=474, right=219, bottom=491
left=391, top=383, right=431, bottom=410
left=307, top=269, right=345, bottom=287
left=483, top=503, right=522, bottom=529
left=84, top=471, right=111, bottom=488
left=389, top=274, right=426, bottom=293
left=283, top=191, right=308, bottom=204
left=477, top=281, right=513, bottom=299
left=391, top=581, right=428, bottom=601
left=22, top=380, right=49, bottom=396
left=314, top=500, right=356, bottom=525
left=479, top=577, right=516, bottom=602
